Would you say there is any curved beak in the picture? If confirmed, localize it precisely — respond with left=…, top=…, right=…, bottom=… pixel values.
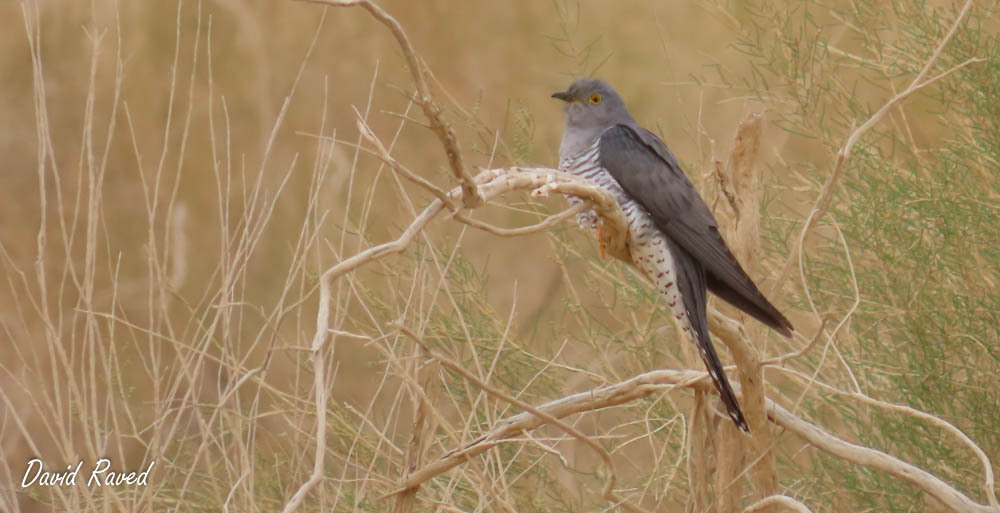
left=551, top=90, right=573, bottom=102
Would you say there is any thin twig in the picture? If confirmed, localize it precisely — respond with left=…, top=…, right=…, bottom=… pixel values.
left=308, top=167, right=627, bottom=353
left=772, top=365, right=999, bottom=513
left=383, top=359, right=995, bottom=513
left=297, top=0, right=483, bottom=207
left=453, top=203, right=588, bottom=237
left=287, top=166, right=629, bottom=512
left=767, top=400, right=992, bottom=513
left=770, top=0, right=980, bottom=301
left=761, top=318, right=827, bottom=367
left=395, top=326, right=652, bottom=513
left=355, top=114, right=456, bottom=211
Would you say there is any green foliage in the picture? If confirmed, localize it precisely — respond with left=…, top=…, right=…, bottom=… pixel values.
left=732, top=0, right=1000, bottom=510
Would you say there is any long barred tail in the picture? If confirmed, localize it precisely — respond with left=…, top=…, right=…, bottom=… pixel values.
left=660, top=237, right=750, bottom=433
left=626, top=219, right=751, bottom=432
left=689, top=323, right=750, bottom=433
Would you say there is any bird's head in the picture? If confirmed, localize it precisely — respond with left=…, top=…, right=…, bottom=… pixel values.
left=552, top=78, right=633, bottom=131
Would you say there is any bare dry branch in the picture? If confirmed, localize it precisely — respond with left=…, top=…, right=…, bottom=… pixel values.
left=396, top=325, right=652, bottom=513
left=355, top=116, right=456, bottom=211
left=299, top=0, right=483, bottom=207
left=281, top=4, right=994, bottom=513
left=712, top=112, right=776, bottom=512
left=772, top=365, right=1000, bottom=513
left=770, top=0, right=979, bottom=301
left=453, top=203, right=588, bottom=237
left=840, top=394, right=998, bottom=513
left=767, top=400, right=993, bottom=513
left=743, top=495, right=815, bottom=513
left=383, top=361, right=995, bottom=513
left=726, top=112, right=764, bottom=268
left=390, top=368, right=710, bottom=494
left=761, top=318, right=827, bottom=367
left=284, top=166, right=630, bottom=513
left=715, top=416, right=748, bottom=513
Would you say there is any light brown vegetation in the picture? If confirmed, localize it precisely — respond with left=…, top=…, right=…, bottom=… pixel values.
left=2, top=0, right=997, bottom=513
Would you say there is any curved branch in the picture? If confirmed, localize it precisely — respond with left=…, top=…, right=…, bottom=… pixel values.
left=770, top=365, right=999, bottom=513
left=384, top=362, right=995, bottom=513
left=743, top=495, right=814, bottom=513
left=397, top=325, right=652, bottom=513
left=356, top=117, right=456, bottom=211
left=454, top=203, right=588, bottom=237
left=770, top=0, right=979, bottom=300
left=298, top=0, right=482, bottom=207
left=767, top=401, right=992, bottom=513
left=308, top=166, right=627, bottom=356
left=284, top=166, right=630, bottom=513
left=387, top=368, right=709, bottom=494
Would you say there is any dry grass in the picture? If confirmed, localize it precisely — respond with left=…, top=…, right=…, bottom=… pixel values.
left=2, top=1, right=997, bottom=512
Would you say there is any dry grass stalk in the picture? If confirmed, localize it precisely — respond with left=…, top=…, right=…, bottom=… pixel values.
left=284, top=2, right=997, bottom=512
left=397, top=325, right=653, bottom=513
left=359, top=358, right=996, bottom=513
left=687, top=391, right=712, bottom=513
left=291, top=165, right=631, bottom=513
left=392, top=341, right=440, bottom=513
left=11, top=0, right=994, bottom=511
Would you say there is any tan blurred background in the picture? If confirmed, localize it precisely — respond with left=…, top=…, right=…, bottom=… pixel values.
left=5, top=0, right=995, bottom=511
left=0, top=0, right=796, bottom=407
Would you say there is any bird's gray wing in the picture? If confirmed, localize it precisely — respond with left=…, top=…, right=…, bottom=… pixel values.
left=598, top=123, right=793, bottom=336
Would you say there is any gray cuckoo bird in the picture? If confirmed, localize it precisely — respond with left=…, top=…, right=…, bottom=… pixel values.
left=552, top=78, right=794, bottom=432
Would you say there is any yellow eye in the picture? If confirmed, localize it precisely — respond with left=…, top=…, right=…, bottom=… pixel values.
left=589, top=93, right=602, bottom=105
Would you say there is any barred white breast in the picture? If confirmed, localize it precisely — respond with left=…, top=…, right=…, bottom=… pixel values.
left=559, top=138, right=696, bottom=344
